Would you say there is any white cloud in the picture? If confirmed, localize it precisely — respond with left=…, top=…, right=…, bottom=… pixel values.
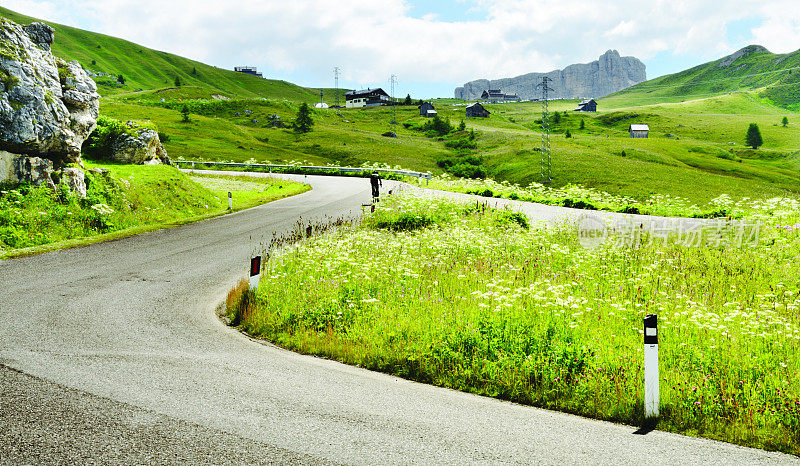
left=3, top=0, right=800, bottom=93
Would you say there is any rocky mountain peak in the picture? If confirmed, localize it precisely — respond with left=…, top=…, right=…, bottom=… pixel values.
left=454, top=50, right=646, bottom=100
left=718, top=45, right=770, bottom=68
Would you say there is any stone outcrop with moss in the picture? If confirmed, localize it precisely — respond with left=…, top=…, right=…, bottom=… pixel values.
left=0, top=17, right=99, bottom=166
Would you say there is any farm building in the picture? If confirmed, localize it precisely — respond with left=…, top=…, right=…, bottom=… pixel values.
left=574, top=99, right=597, bottom=112
left=466, top=102, right=490, bottom=118
left=418, top=102, right=435, bottom=117
left=234, top=66, right=263, bottom=78
left=480, top=89, right=520, bottom=103
left=629, top=124, right=650, bottom=138
left=344, top=88, right=391, bottom=108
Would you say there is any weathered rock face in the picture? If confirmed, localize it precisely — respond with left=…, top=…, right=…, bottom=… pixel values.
left=0, top=17, right=99, bottom=166
left=454, top=50, right=646, bottom=100
left=13, top=154, right=56, bottom=191
left=109, top=122, right=171, bottom=165
left=62, top=167, right=86, bottom=198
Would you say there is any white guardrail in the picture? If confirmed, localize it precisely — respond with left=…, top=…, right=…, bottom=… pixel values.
left=176, top=160, right=432, bottom=181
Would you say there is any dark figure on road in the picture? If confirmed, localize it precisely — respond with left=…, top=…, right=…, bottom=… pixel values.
left=370, top=173, right=382, bottom=201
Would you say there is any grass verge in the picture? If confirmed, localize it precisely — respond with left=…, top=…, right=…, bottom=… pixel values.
left=0, top=164, right=308, bottom=259
left=226, top=193, right=800, bottom=456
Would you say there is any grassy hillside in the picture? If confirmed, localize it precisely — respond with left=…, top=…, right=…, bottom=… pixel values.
left=3, top=6, right=798, bottom=210
left=605, top=45, right=800, bottom=110
left=0, top=6, right=343, bottom=102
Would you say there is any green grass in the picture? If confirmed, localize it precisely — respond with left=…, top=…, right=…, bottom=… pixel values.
left=0, top=6, right=344, bottom=102
left=227, top=193, right=800, bottom=456
left=0, top=163, right=307, bottom=259
left=5, top=5, right=800, bottom=217
left=604, top=45, right=800, bottom=110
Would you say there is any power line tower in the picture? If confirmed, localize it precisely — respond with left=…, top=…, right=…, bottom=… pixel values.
left=390, top=74, right=397, bottom=127
left=334, top=67, right=340, bottom=107
left=536, top=76, right=554, bottom=184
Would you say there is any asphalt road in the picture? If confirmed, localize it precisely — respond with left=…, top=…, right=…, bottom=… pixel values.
left=1, top=173, right=796, bottom=464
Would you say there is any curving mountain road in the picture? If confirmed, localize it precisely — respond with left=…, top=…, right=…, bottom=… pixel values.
left=1, top=173, right=796, bottom=464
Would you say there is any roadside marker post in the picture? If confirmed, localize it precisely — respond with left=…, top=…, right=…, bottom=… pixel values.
left=249, top=256, right=261, bottom=291
left=644, top=314, right=659, bottom=419
left=228, top=192, right=232, bottom=210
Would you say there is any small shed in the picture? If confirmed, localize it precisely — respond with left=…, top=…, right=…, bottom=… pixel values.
left=418, top=102, right=435, bottom=117
left=466, top=102, right=490, bottom=118
left=629, top=124, right=649, bottom=138
left=574, top=99, right=597, bottom=112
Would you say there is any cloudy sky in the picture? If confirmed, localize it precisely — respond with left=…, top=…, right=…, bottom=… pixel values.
left=4, top=0, right=800, bottom=98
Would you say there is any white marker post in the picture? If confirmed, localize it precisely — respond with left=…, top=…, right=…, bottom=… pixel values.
left=249, top=255, right=261, bottom=291
left=228, top=192, right=232, bottom=210
left=644, top=314, right=659, bottom=418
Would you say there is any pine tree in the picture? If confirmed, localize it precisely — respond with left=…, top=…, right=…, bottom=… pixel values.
left=782, top=116, right=789, bottom=127
left=746, top=123, right=763, bottom=149
left=174, top=75, right=182, bottom=87
left=181, top=105, right=190, bottom=123
left=404, top=94, right=412, bottom=105
left=294, top=103, right=314, bottom=134
left=117, top=74, right=125, bottom=85
left=579, top=119, right=585, bottom=130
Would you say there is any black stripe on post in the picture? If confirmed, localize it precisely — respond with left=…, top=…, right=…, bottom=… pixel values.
left=644, top=314, right=658, bottom=345
left=250, top=256, right=261, bottom=277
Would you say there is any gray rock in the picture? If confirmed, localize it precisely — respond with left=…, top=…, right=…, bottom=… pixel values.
left=718, top=45, right=768, bottom=68
left=110, top=124, right=170, bottom=165
left=0, top=16, right=99, bottom=166
left=23, top=22, right=54, bottom=51
left=62, top=167, right=86, bottom=198
left=454, top=50, right=646, bottom=100
left=13, top=155, right=55, bottom=190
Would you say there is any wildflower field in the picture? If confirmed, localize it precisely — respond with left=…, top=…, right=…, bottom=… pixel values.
left=228, top=194, right=800, bottom=455
left=427, top=174, right=800, bottom=220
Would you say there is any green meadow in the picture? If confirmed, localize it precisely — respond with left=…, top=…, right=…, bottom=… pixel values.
left=227, top=194, right=800, bottom=455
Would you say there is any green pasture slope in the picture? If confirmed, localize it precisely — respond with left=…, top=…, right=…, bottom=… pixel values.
left=604, top=45, right=800, bottom=110
left=0, top=6, right=339, bottom=102
left=4, top=6, right=799, bottom=208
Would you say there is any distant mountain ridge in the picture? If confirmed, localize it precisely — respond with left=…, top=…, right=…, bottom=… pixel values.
left=608, top=45, right=800, bottom=110
left=454, top=50, right=646, bottom=100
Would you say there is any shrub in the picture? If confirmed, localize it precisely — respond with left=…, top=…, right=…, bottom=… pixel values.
left=444, top=138, right=477, bottom=150
left=494, top=210, right=530, bottom=229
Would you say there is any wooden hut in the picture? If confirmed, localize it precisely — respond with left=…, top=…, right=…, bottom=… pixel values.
left=574, top=99, right=597, bottom=112
left=629, top=124, right=649, bottom=138
left=466, top=102, right=490, bottom=118
left=418, top=102, right=435, bottom=117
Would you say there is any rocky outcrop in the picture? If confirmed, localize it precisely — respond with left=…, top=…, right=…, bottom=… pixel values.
left=0, top=150, right=57, bottom=190
left=454, top=50, right=646, bottom=100
left=62, top=167, right=86, bottom=198
left=109, top=121, right=170, bottom=165
left=718, top=45, right=769, bottom=68
left=0, top=17, right=99, bottom=166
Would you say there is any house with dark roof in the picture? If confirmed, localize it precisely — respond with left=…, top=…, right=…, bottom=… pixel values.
left=234, top=66, right=263, bottom=78
left=344, top=88, right=390, bottom=108
left=466, top=102, right=490, bottom=118
left=480, top=89, right=520, bottom=103
left=574, top=99, right=597, bottom=112
left=418, top=102, right=435, bottom=117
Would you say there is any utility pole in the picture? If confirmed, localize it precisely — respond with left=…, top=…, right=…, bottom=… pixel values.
left=334, top=67, right=340, bottom=107
left=536, top=76, right=554, bottom=184
left=390, top=74, right=397, bottom=127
